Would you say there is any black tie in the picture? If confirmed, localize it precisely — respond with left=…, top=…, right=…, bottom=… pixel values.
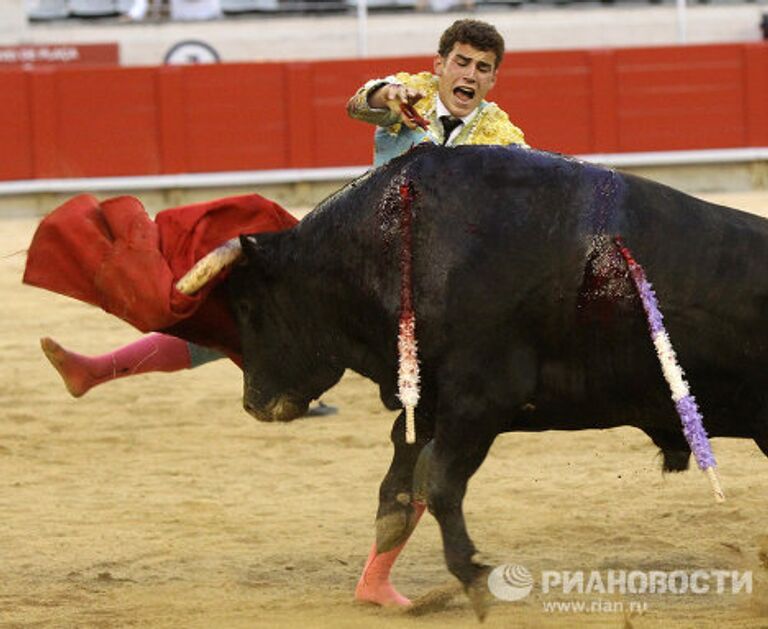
left=440, top=116, right=462, bottom=145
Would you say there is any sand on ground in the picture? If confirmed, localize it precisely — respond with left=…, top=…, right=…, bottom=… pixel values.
left=1, top=190, right=767, bottom=628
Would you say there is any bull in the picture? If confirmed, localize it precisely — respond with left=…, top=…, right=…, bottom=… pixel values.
left=193, top=144, right=768, bottom=618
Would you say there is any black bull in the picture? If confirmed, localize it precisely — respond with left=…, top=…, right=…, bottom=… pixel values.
left=227, top=144, right=768, bottom=616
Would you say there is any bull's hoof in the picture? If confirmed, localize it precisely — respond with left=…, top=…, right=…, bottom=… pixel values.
left=375, top=502, right=424, bottom=554
left=465, top=566, right=494, bottom=622
left=375, top=511, right=409, bottom=554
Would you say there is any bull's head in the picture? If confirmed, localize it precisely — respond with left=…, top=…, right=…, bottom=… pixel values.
left=175, top=232, right=343, bottom=423
left=229, top=233, right=343, bottom=422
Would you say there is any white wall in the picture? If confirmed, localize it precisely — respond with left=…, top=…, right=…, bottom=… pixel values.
left=0, top=0, right=27, bottom=36
left=3, top=4, right=768, bottom=67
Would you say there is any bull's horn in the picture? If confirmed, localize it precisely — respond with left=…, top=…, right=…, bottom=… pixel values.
left=174, top=237, right=242, bottom=295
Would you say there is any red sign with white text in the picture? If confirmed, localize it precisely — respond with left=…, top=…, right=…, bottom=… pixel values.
left=0, top=43, right=119, bottom=67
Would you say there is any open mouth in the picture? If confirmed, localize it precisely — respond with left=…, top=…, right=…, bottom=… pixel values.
left=453, top=86, right=476, bottom=103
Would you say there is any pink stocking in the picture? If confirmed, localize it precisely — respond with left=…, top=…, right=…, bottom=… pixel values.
left=40, top=333, right=191, bottom=397
left=355, top=502, right=426, bottom=607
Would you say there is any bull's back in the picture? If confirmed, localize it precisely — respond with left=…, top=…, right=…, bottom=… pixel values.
left=394, top=146, right=767, bottom=433
left=301, top=146, right=767, bottom=434
left=405, top=146, right=621, bottom=348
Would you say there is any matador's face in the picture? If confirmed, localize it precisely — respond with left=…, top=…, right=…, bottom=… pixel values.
left=434, top=42, right=498, bottom=119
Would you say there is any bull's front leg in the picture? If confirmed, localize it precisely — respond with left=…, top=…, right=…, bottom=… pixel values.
left=426, top=423, right=497, bottom=620
left=355, top=411, right=432, bottom=607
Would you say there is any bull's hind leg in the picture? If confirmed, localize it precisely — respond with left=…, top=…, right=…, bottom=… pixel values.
left=355, top=411, right=431, bottom=607
left=753, top=405, right=768, bottom=458
left=426, top=424, right=497, bottom=620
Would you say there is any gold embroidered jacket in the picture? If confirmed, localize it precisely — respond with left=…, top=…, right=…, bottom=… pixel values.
left=347, top=71, right=527, bottom=166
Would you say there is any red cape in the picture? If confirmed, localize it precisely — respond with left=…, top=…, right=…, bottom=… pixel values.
left=23, top=193, right=299, bottom=364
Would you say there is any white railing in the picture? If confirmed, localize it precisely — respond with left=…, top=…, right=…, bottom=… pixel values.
left=2, top=147, right=768, bottom=197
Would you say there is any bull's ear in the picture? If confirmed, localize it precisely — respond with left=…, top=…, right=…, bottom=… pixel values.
left=239, top=234, right=263, bottom=259
left=239, top=233, right=278, bottom=276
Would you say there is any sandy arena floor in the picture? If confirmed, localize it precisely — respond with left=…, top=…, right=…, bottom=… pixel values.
left=1, top=190, right=767, bottom=628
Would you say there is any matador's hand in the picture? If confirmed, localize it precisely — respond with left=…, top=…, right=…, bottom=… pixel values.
left=375, top=83, right=425, bottom=129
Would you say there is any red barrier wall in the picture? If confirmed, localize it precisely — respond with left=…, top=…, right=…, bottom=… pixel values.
left=2, top=42, right=767, bottom=182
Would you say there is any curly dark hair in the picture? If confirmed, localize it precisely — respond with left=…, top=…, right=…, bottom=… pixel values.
left=437, top=19, right=505, bottom=68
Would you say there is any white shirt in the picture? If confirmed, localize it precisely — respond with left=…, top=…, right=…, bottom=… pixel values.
left=435, top=97, right=479, bottom=146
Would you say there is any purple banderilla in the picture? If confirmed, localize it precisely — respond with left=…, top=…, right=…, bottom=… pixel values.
left=614, top=237, right=724, bottom=502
